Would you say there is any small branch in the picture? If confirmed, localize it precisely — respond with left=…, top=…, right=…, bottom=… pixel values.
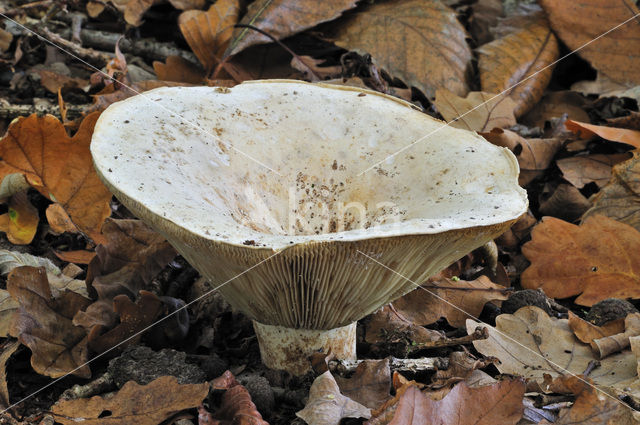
left=328, top=356, right=449, bottom=374
left=411, top=326, right=489, bottom=351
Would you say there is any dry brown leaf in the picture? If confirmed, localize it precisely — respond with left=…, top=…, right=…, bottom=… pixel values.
left=0, top=28, right=12, bottom=53
left=89, top=80, right=190, bottom=112
left=32, top=69, right=88, bottom=94
left=582, top=151, right=640, bottom=232
left=297, top=370, right=371, bottom=424
left=522, top=215, right=640, bottom=306
left=169, top=0, right=205, bottom=10
left=366, top=379, right=525, bottom=425
left=568, top=311, right=625, bottom=345
left=608, top=111, right=640, bottom=131
left=480, top=128, right=562, bottom=186
left=496, top=209, right=537, bottom=249
left=538, top=183, right=591, bottom=222
left=538, top=375, right=638, bottom=425
left=335, top=359, right=391, bottom=409
left=86, top=290, right=163, bottom=354
left=200, top=370, right=268, bottom=425
left=178, top=0, right=240, bottom=71
left=540, top=0, right=640, bottom=86
left=0, top=340, right=19, bottom=409
left=108, top=0, right=159, bottom=26
left=434, top=90, right=516, bottom=132
left=7, top=266, right=92, bottom=378
left=391, top=276, right=509, bottom=328
left=51, top=375, right=209, bottom=425
left=226, top=0, right=358, bottom=57
left=54, top=250, right=97, bottom=265
left=477, top=7, right=558, bottom=117
left=557, top=153, right=632, bottom=189
left=467, top=306, right=638, bottom=391
left=565, top=120, right=640, bottom=149
left=152, top=56, right=205, bottom=84
left=0, top=290, right=18, bottom=338
left=46, top=203, right=79, bottom=235
left=521, top=91, right=590, bottom=129
left=334, top=0, right=471, bottom=98
left=0, top=112, right=111, bottom=243
left=223, top=43, right=302, bottom=82
left=365, top=305, right=445, bottom=346
left=0, top=191, right=38, bottom=245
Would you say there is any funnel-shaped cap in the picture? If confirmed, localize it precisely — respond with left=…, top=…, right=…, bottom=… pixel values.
left=91, top=80, right=527, bottom=331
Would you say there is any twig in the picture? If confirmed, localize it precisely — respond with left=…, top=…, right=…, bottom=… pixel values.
left=328, top=356, right=449, bottom=374
left=411, top=326, right=489, bottom=351
left=41, top=26, right=111, bottom=64
left=0, top=98, right=85, bottom=120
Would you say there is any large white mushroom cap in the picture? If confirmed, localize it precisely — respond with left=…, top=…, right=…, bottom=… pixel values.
left=91, top=80, right=527, bottom=332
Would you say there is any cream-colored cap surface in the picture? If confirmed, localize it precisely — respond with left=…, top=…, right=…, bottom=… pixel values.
left=91, top=80, right=527, bottom=330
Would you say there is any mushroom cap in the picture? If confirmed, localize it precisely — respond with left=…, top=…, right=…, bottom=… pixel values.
left=91, top=80, right=527, bottom=330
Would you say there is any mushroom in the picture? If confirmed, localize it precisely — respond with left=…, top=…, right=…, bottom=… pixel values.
left=90, top=80, right=527, bottom=375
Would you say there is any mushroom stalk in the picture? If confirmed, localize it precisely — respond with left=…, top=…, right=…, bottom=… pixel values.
left=252, top=321, right=356, bottom=375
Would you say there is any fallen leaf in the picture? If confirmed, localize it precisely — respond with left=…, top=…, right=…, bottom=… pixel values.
left=391, top=276, right=510, bottom=328
left=223, top=43, right=302, bottom=82
left=565, top=120, right=640, bottom=149
left=496, top=209, right=537, bottom=249
left=152, top=56, right=205, bottom=84
left=538, top=183, right=591, bottom=222
left=51, top=375, right=209, bottom=424
left=477, top=6, right=558, bottom=117
left=334, top=0, right=472, bottom=98
left=469, top=0, right=503, bottom=45
left=540, top=0, right=640, bottom=86
left=54, top=249, right=96, bottom=265
left=522, top=215, right=640, bottom=306
left=291, top=56, right=343, bottom=81
left=86, top=290, right=164, bottom=354
left=86, top=219, right=176, bottom=301
left=480, top=128, right=562, bottom=185
left=335, top=359, right=391, bottom=409
left=0, top=290, right=18, bottom=338
left=45, top=202, right=79, bottom=235
left=557, top=153, right=632, bottom=189
left=169, top=0, right=205, bottom=10
left=0, top=191, right=38, bottom=245
left=297, top=370, right=371, bottom=424
left=434, top=90, right=516, bottom=132
left=568, top=311, right=625, bottom=345
left=226, top=0, right=358, bottom=57
left=521, top=91, right=590, bottom=129
left=0, top=112, right=111, bottom=243
left=365, top=304, right=445, bottom=345
left=32, top=69, right=88, bottom=94
left=537, top=375, right=638, bottom=425
left=0, top=28, right=12, bottom=53
left=366, top=379, right=525, bottom=425
left=178, top=0, right=240, bottom=71
left=89, top=80, right=190, bottom=112
left=582, top=151, right=640, bottom=232
left=200, top=370, right=268, bottom=425
left=467, top=306, right=638, bottom=389
left=108, top=0, right=159, bottom=26
left=0, top=340, right=19, bottom=409
left=608, top=111, right=640, bottom=131
left=7, top=266, right=92, bottom=378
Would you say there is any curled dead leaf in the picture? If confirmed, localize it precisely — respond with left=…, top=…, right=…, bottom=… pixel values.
left=565, top=120, right=640, bottom=149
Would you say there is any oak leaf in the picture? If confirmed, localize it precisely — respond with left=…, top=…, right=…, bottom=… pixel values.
left=153, top=56, right=206, bottom=84
left=434, top=90, right=516, bottom=132
left=226, top=0, right=358, bottom=57
left=480, top=128, right=562, bottom=186
left=391, top=276, right=510, bottom=328
left=0, top=191, right=38, bottom=245
left=582, top=152, right=640, bottom=232
left=178, top=0, right=240, bottom=71
left=477, top=7, right=559, bottom=117
left=51, top=375, right=209, bottom=425
left=568, top=311, right=625, bottom=345
left=557, top=153, right=632, bottom=189
left=334, top=0, right=471, bottom=98
left=297, top=370, right=371, bottom=424
left=521, top=215, right=640, bottom=306
left=366, top=379, right=525, bottom=425
left=0, top=112, right=111, bottom=243
left=7, top=266, right=92, bottom=378
left=467, top=306, right=638, bottom=391
left=200, top=370, right=268, bottom=425
left=540, top=0, right=640, bottom=86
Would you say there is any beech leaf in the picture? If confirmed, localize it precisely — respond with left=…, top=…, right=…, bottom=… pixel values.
left=333, top=0, right=472, bottom=98
left=434, top=90, right=516, bottom=132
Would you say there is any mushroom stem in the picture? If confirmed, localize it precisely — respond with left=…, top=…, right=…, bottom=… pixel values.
left=252, top=321, right=357, bottom=375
